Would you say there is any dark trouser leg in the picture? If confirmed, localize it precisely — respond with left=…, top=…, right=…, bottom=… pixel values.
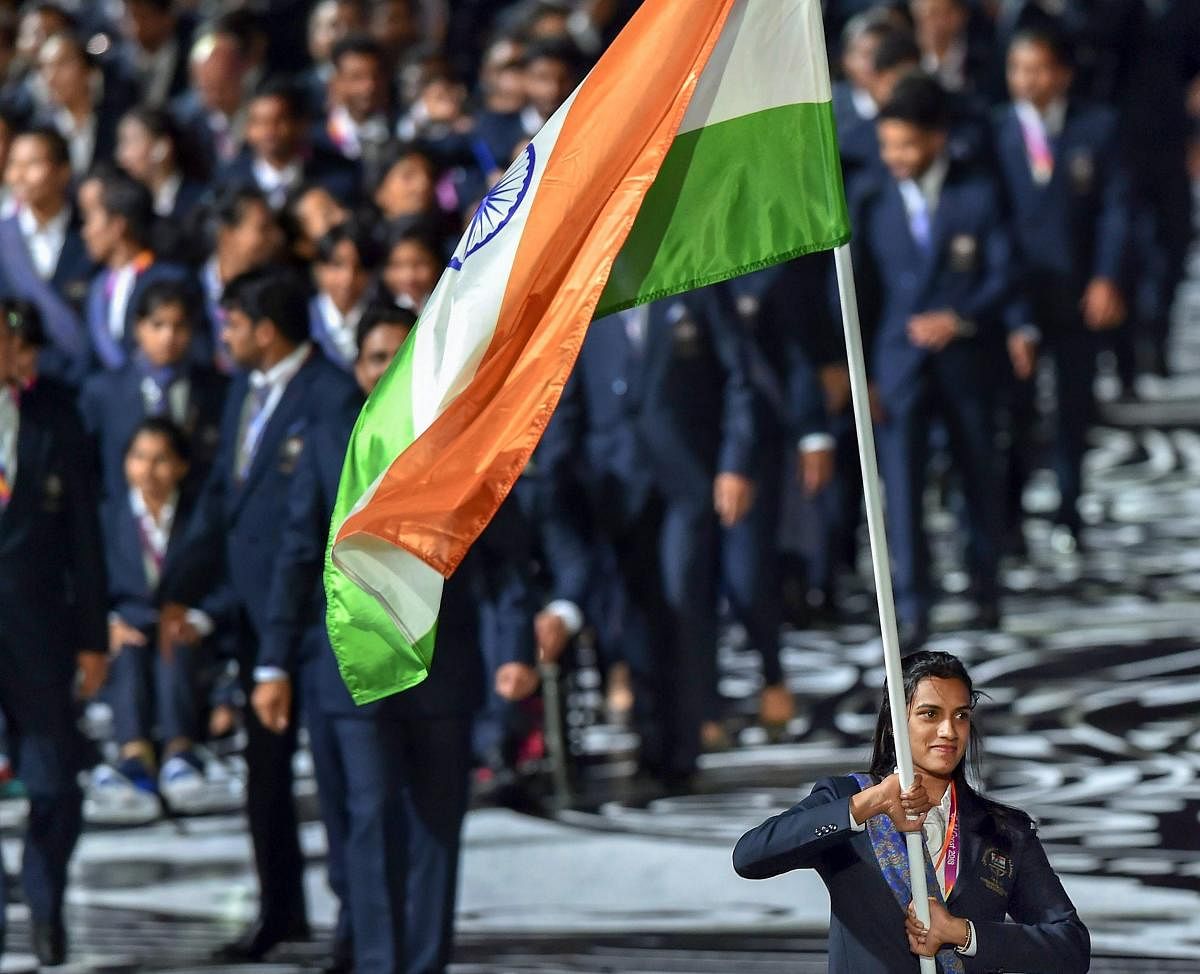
left=108, top=644, right=153, bottom=746
left=933, top=359, right=1000, bottom=605
left=336, top=715, right=407, bottom=974
left=302, top=662, right=351, bottom=955
left=403, top=717, right=472, bottom=974
left=0, top=683, right=84, bottom=927
left=1047, top=330, right=1098, bottom=529
left=156, top=642, right=202, bottom=744
left=612, top=500, right=672, bottom=775
left=659, top=499, right=719, bottom=769
left=877, top=384, right=932, bottom=628
left=240, top=662, right=306, bottom=932
left=722, top=444, right=784, bottom=686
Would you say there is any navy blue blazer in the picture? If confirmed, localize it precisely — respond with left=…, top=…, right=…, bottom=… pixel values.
left=0, top=378, right=107, bottom=686
left=184, top=348, right=360, bottom=645
left=540, top=289, right=758, bottom=531
left=79, top=362, right=228, bottom=499
left=85, top=259, right=193, bottom=373
left=101, top=487, right=207, bottom=637
left=169, top=91, right=233, bottom=178
left=261, top=412, right=536, bottom=718
left=851, top=162, right=1021, bottom=402
left=733, top=775, right=1090, bottom=974
left=0, top=214, right=95, bottom=387
left=993, top=100, right=1130, bottom=300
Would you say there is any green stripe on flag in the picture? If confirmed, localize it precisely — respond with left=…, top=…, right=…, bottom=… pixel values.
left=597, top=101, right=849, bottom=318
left=324, top=328, right=438, bottom=704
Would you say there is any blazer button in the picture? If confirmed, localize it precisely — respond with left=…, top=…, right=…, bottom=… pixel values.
left=612, top=379, right=628, bottom=396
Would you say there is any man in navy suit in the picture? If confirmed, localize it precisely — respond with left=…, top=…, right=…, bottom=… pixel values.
left=540, top=287, right=757, bottom=786
left=0, top=314, right=108, bottom=966
left=0, top=128, right=95, bottom=387
left=993, top=28, right=1130, bottom=551
left=77, top=168, right=192, bottom=373
left=854, top=74, right=1020, bottom=645
left=220, top=80, right=360, bottom=211
left=255, top=303, right=539, bottom=974
left=167, top=266, right=360, bottom=961
left=170, top=23, right=253, bottom=174
left=80, top=277, right=227, bottom=500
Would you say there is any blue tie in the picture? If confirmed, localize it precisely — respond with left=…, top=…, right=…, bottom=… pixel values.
left=908, top=190, right=932, bottom=252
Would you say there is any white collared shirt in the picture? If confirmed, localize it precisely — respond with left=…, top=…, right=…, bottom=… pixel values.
left=520, top=104, right=546, bottom=137
left=154, top=172, right=183, bottom=218
left=922, top=35, right=968, bottom=92
left=252, top=157, right=303, bottom=209
left=0, top=384, right=18, bottom=499
left=898, top=154, right=950, bottom=225
left=246, top=340, right=312, bottom=444
left=129, top=486, right=178, bottom=573
left=137, top=37, right=179, bottom=108
left=1014, top=98, right=1067, bottom=141
left=851, top=86, right=878, bottom=121
left=316, top=292, right=365, bottom=366
left=107, top=261, right=141, bottom=342
left=330, top=104, right=389, bottom=159
left=17, top=205, right=70, bottom=280
left=140, top=373, right=191, bottom=426
left=55, top=108, right=97, bottom=176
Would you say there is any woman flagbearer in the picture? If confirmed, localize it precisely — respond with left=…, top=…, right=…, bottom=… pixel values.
left=733, top=651, right=1089, bottom=973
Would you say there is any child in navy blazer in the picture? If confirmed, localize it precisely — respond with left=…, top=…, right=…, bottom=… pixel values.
left=95, top=418, right=220, bottom=816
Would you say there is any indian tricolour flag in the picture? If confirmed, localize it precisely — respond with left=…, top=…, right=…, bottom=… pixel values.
left=325, top=0, right=850, bottom=703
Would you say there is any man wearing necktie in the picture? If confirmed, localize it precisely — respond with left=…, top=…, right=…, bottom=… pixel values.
left=165, top=266, right=359, bottom=962
left=0, top=307, right=108, bottom=967
left=993, top=28, right=1131, bottom=555
left=850, top=74, right=1022, bottom=648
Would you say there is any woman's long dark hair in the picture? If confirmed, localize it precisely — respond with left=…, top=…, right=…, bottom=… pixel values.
left=868, top=650, right=1024, bottom=829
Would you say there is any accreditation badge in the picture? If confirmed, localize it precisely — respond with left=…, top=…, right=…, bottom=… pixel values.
left=1069, top=151, right=1094, bottom=194
left=278, top=435, right=305, bottom=475
left=948, top=234, right=979, bottom=273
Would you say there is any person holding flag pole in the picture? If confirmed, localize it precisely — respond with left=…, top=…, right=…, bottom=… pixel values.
left=319, top=0, right=956, bottom=966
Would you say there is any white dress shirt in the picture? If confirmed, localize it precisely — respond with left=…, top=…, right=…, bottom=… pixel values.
left=126, top=488, right=214, bottom=636
left=154, top=172, right=183, bottom=218
left=897, top=154, right=950, bottom=227
left=316, top=292, right=365, bottom=366
left=55, top=107, right=98, bottom=176
left=253, top=157, right=303, bottom=209
left=107, top=261, right=141, bottom=343
left=17, top=205, right=70, bottom=280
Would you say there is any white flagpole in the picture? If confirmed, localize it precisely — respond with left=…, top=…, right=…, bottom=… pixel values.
left=833, top=243, right=937, bottom=974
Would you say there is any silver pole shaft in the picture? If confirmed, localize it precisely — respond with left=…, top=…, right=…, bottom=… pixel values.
left=833, top=243, right=936, bottom=973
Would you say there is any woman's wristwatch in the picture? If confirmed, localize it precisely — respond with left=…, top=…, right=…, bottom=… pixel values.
left=955, top=918, right=974, bottom=955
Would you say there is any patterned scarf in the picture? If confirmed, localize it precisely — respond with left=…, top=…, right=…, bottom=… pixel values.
left=850, top=773, right=965, bottom=973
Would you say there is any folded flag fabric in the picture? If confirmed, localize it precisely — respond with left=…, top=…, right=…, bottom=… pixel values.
left=325, top=0, right=851, bottom=704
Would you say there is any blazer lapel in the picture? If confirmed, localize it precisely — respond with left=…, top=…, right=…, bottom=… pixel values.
left=230, top=358, right=311, bottom=512
left=946, top=783, right=988, bottom=910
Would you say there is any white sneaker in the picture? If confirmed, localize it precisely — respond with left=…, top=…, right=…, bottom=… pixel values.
left=84, top=764, right=160, bottom=826
left=159, top=754, right=205, bottom=810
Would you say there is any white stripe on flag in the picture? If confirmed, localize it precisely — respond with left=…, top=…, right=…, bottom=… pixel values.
left=679, top=0, right=830, bottom=135
left=410, top=89, right=580, bottom=435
